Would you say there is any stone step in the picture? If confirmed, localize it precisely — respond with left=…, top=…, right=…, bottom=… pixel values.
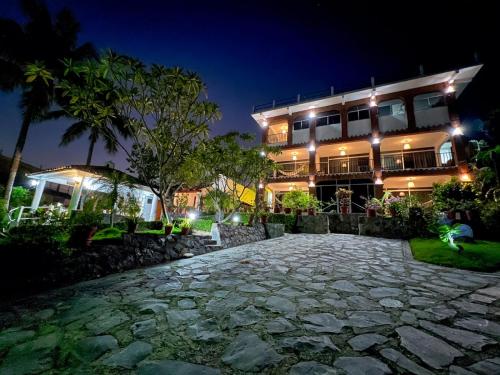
left=203, top=239, right=218, bottom=245
left=206, top=244, right=223, bottom=251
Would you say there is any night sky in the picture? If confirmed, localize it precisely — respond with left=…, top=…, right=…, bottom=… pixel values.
left=1, top=0, right=499, bottom=171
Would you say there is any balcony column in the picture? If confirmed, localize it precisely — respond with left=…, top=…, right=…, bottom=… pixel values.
left=404, top=94, right=416, bottom=130
left=261, top=125, right=269, bottom=144
left=30, top=179, right=46, bottom=211
left=309, top=118, right=317, bottom=182
left=341, top=105, right=348, bottom=139
left=287, top=118, right=293, bottom=146
left=446, top=91, right=467, bottom=171
left=369, top=105, right=379, bottom=136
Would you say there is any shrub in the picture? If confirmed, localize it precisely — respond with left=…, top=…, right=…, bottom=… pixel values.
left=0, top=198, right=8, bottom=229
left=71, top=210, right=103, bottom=227
left=267, top=213, right=296, bottom=233
left=137, top=220, right=163, bottom=231
left=9, top=186, right=33, bottom=208
left=432, top=178, right=479, bottom=211
left=4, top=224, right=69, bottom=257
left=480, top=201, right=500, bottom=237
left=282, top=191, right=313, bottom=210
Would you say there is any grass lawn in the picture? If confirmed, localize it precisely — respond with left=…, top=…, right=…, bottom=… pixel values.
left=410, top=238, right=500, bottom=272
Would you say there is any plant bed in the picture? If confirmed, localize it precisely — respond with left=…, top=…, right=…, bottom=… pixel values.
left=409, top=238, right=500, bottom=272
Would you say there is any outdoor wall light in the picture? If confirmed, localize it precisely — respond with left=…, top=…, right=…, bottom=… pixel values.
left=258, top=182, right=264, bottom=189
left=308, top=181, right=315, bottom=188
left=291, top=152, right=298, bottom=161
left=308, top=143, right=316, bottom=152
left=262, top=120, right=268, bottom=127
left=452, top=127, right=464, bottom=136
left=374, top=177, right=383, bottom=185
left=339, top=147, right=346, bottom=156
left=372, top=137, right=380, bottom=145
left=30, top=179, right=38, bottom=187
left=445, top=84, right=456, bottom=94
left=403, top=143, right=411, bottom=150
left=407, top=179, right=415, bottom=188
left=308, top=111, right=316, bottom=119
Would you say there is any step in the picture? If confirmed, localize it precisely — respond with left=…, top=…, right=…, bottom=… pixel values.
left=206, top=244, right=223, bottom=251
left=202, top=239, right=218, bottom=246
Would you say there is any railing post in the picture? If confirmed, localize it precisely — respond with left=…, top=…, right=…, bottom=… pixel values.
left=272, top=100, right=276, bottom=108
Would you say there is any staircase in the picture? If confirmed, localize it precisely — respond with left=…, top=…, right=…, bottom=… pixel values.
left=197, top=234, right=223, bottom=252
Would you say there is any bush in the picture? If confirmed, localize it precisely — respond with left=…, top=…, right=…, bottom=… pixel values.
left=192, top=218, right=214, bottom=232
left=4, top=224, right=69, bottom=257
left=71, top=210, right=103, bottom=227
left=480, top=201, right=500, bottom=237
left=282, top=190, right=311, bottom=210
left=267, top=213, right=296, bottom=233
left=9, top=186, right=33, bottom=208
left=0, top=198, right=8, bottom=229
left=137, top=220, right=163, bottom=231
left=432, top=178, right=479, bottom=211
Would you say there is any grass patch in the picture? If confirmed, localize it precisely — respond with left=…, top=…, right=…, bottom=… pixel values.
left=192, top=218, right=214, bottom=232
left=410, top=237, right=500, bottom=272
left=92, top=227, right=124, bottom=241
left=138, top=228, right=181, bottom=235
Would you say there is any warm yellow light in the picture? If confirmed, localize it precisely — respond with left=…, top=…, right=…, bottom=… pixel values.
left=372, top=137, right=380, bottom=145
left=339, top=147, right=346, bottom=156
left=452, top=127, right=463, bottom=136
left=396, top=159, right=402, bottom=164
left=399, top=191, right=406, bottom=197
left=407, top=179, right=415, bottom=188
left=403, top=143, right=411, bottom=150
left=341, top=162, right=347, bottom=168
left=291, top=152, right=297, bottom=161
left=369, top=99, right=377, bottom=107
left=309, top=111, right=316, bottom=119
left=374, top=177, right=383, bottom=185
left=308, top=143, right=316, bottom=152
left=446, top=84, right=456, bottom=94
left=262, top=120, right=268, bottom=127
left=281, top=126, right=287, bottom=134
left=308, top=181, right=315, bottom=188
left=460, top=173, right=471, bottom=182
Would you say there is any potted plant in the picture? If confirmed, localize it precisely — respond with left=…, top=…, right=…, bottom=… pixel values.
left=179, top=218, right=192, bottom=235
left=69, top=210, right=103, bottom=247
left=164, top=219, right=174, bottom=235
left=365, top=198, right=381, bottom=218
left=282, top=190, right=310, bottom=216
left=307, top=195, right=321, bottom=216
left=336, top=188, right=353, bottom=215
left=273, top=206, right=281, bottom=213
left=385, top=195, right=402, bottom=217
left=118, top=193, right=142, bottom=234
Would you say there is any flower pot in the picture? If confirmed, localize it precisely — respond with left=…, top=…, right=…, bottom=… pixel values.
left=164, top=225, right=173, bottom=235
left=70, top=225, right=98, bottom=247
left=389, top=207, right=397, bottom=217
left=284, top=207, right=292, bottom=214
left=260, top=215, right=268, bottom=224
left=295, top=209, right=302, bottom=216
left=340, top=206, right=349, bottom=215
left=127, top=222, right=138, bottom=234
left=180, top=227, right=190, bottom=235
left=308, top=208, right=316, bottom=216
left=274, top=206, right=281, bottom=213
left=366, top=208, right=377, bottom=218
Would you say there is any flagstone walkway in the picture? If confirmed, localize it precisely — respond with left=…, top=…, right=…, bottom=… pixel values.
left=1, top=234, right=500, bottom=374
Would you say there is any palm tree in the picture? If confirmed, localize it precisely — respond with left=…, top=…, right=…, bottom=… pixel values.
left=60, top=117, right=131, bottom=166
left=0, top=0, right=95, bottom=208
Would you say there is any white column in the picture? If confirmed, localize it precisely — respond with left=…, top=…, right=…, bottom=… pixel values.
left=149, top=195, right=158, bottom=221
left=30, top=179, right=46, bottom=210
left=68, top=178, right=84, bottom=212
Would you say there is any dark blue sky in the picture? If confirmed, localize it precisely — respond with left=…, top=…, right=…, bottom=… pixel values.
left=1, top=0, right=498, bottom=171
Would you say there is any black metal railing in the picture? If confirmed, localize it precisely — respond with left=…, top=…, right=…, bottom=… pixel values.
left=381, top=151, right=454, bottom=170
left=317, top=156, right=372, bottom=175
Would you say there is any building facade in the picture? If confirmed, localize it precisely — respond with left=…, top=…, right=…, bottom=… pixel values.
left=252, top=65, right=482, bottom=212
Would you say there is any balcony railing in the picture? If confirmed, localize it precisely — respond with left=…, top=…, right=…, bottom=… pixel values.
left=382, top=151, right=455, bottom=170
left=269, top=160, right=309, bottom=178
left=317, top=156, right=372, bottom=175
left=267, top=133, right=287, bottom=144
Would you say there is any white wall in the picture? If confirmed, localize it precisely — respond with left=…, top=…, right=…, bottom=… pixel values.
left=316, top=124, right=341, bottom=141
left=348, top=119, right=371, bottom=137
left=379, top=114, right=407, bottom=133
left=292, top=128, right=309, bottom=144
left=415, top=107, right=450, bottom=128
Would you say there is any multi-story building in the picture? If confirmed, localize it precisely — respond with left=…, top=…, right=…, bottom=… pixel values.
left=252, top=64, right=482, bottom=212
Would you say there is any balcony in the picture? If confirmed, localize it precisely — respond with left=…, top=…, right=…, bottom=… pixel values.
left=381, top=151, right=455, bottom=171
left=292, top=128, right=309, bottom=145
left=316, top=123, right=341, bottom=141
left=268, top=133, right=287, bottom=145
left=269, top=160, right=309, bottom=179
left=317, top=155, right=372, bottom=176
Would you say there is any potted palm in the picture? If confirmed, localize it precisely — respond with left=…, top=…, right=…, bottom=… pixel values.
left=164, top=220, right=174, bottom=235
left=336, top=188, right=353, bottom=215
left=119, top=194, right=142, bottom=234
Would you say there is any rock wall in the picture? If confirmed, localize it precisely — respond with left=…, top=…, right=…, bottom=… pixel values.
left=296, top=215, right=329, bottom=234
left=212, top=223, right=267, bottom=248
left=265, top=223, right=285, bottom=238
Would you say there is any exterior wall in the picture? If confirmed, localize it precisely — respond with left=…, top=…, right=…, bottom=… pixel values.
left=415, top=107, right=450, bottom=128
left=316, top=124, right=341, bottom=141
left=292, top=128, right=309, bottom=144
left=379, top=114, right=407, bottom=133
left=348, top=119, right=371, bottom=137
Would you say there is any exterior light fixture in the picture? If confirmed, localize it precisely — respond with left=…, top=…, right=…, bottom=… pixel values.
left=374, top=177, right=383, bottom=185
left=407, top=179, right=415, bottom=188
left=83, top=179, right=94, bottom=189
left=288, top=185, right=293, bottom=191
left=369, top=91, right=377, bottom=107
left=262, top=120, right=268, bottom=127
left=452, top=127, right=464, bottom=136
left=445, top=84, right=456, bottom=94
left=372, top=137, right=380, bottom=145
left=232, top=214, right=240, bottom=223
left=403, top=143, right=411, bottom=150
left=399, top=191, right=406, bottom=197
left=291, top=152, right=298, bottom=161
left=259, top=150, right=266, bottom=157
left=188, top=212, right=197, bottom=220
left=281, top=126, right=287, bottom=134
left=258, top=182, right=264, bottom=189
left=309, top=181, right=315, bottom=188
left=339, top=147, right=346, bottom=156
left=30, top=179, right=38, bottom=187
left=308, top=143, right=316, bottom=152
left=460, top=173, right=471, bottom=182
left=308, top=111, right=316, bottom=119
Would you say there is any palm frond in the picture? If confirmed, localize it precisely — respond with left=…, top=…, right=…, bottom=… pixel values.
left=60, top=120, right=89, bottom=146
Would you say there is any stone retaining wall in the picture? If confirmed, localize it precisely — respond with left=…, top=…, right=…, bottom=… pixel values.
left=211, top=223, right=267, bottom=248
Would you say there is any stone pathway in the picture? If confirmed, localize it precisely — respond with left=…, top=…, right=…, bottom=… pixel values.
left=1, top=233, right=500, bottom=374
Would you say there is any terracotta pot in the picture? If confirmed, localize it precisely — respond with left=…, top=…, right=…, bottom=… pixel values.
left=389, top=207, right=397, bottom=217
left=260, top=215, right=268, bottom=224
left=308, top=208, right=316, bottom=216
left=274, top=206, right=281, bottom=213
left=366, top=208, right=377, bottom=218
left=164, top=225, right=173, bottom=235
left=295, top=209, right=302, bottom=216
left=284, top=207, right=292, bottom=214
left=180, top=227, right=190, bottom=235
left=340, top=206, right=349, bottom=215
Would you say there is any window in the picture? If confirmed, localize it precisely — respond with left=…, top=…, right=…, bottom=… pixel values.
left=414, top=93, right=446, bottom=111
left=315, top=111, right=341, bottom=127
left=293, top=119, right=309, bottom=130
left=378, top=101, right=405, bottom=117
left=347, top=105, right=370, bottom=122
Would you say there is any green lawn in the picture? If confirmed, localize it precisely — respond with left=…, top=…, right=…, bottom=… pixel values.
left=410, top=238, right=500, bottom=272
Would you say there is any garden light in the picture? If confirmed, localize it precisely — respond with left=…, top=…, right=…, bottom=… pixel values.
left=232, top=214, right=240, bottom=223
left=260, top=150, right=266, bottom=157
left=460, top=173, right=471, bottom=182
left=308, top=181, right=315, bottom=188
left=188, top=212, right=197, bottom=220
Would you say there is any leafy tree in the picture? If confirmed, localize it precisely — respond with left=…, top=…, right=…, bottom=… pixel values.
left=57, top=58, right=131, bottom=165
left=191, top=132, right=279, bottom=222
left=100, top=54, right=221, bottom=223
left=9, top=186, right=33, bottom=208
left=0, top=0, right=95, bottom=208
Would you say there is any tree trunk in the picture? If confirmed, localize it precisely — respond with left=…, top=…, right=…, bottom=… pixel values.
left=3, top=114, right=31, bottom=209
left=86, top=136, right=96, bottom=166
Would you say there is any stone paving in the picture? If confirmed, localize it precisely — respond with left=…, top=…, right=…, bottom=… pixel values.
left=1, top=233, right=500, bottom=374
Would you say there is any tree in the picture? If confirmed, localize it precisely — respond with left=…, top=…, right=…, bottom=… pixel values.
left=0, top=0, right=95, bottom=208
left=191, top=132, right=279, bottom=222
left=101, top=55, right=221, bottom=223
left=57, top=58, right=131, bottom=165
